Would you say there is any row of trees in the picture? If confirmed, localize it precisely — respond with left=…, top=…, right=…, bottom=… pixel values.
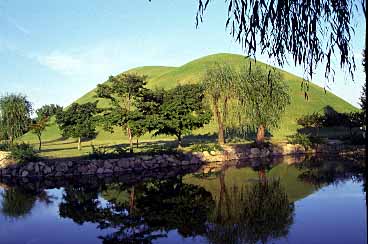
left=1, top=63, right=291, bottom=152
left=54, top=76, right=211, bottom=152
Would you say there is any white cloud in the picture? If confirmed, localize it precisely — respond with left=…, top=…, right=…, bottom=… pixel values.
left=36, top=51, right=83, bottom=76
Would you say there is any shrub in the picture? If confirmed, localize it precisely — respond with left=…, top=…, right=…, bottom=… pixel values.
left=350, top=133, right=365, bottom=145
left=0, top=142, right=10, bottom=151
left=287, top=133, right=312, bottom=150
left=191, top=143, right=223, bottom=153
left=10, top=143, right=37, bottom=163
left=89, top=145, right=129, bottom=159
left=309, top=136, right=326, bottom=145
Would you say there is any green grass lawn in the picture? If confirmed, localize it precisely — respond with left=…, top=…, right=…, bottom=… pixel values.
left=19, top=53, right=358, bottom=158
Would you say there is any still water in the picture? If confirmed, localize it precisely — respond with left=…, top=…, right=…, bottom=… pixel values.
left=0, top=156, right=366, bottom=244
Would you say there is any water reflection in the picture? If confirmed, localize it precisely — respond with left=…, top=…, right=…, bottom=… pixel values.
left=0, top=187, right=55, bottom=219
left=0, top=155, right=365, bottom=244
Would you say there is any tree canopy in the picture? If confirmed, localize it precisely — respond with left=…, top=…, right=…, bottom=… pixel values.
left=153, top=84, right=212, bottom=147
left=0, top=94, right=32, bottom=144
left=36, top=104, right=63, bottom=119
left=96, top=73, right=147, bottom=152
left=202, top=63, right=237, bottom=145
left=237, top=65, right=290, bottom=143
left=56, top=102, right=99, bottom=150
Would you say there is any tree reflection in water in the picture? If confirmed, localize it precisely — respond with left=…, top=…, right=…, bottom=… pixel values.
left=205, top=165, right=294, bottom=244
left=0, top=187, right=55, bottom=219
left=59, top=176, right=215, bottom=243
left=295, top=157, right=365, bottom=188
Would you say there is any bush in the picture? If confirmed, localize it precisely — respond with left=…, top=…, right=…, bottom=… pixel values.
left=287, top=133, right=312, bottom=150
left=10, top=143, right=37, bottom=163
left=89, top=145, right=129, bottom=159
left=350, top=134, right=365, bottom=145
left=191, top=143, right=223, bottom=153
left=309, top=136, right=326, bottom=145
left=0, top=142, right=10, bottom=151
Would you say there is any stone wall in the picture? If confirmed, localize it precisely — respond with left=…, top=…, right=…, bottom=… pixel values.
left=0, top=153, right=202, bottom=178
left=0, top=143, right=363, bottom=179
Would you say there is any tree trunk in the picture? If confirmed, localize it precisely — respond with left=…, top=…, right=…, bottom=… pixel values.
left=136, top=138, right=139, bottom=148
left=177, top=133, right=182, bottom=148
left=127, top=127, right=133, bottom=153
left=256, top=124, right=265, bottom=144
left=213, top=99, right=225, bottom=145
left=38, top=134, right=42, bottom=151
left=77, top=137, right=81, bottom=150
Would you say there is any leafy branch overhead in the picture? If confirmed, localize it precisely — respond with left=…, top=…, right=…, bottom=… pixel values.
left=195, top=0, right=364, bottom=82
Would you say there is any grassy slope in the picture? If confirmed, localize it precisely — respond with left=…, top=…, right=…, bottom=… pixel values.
left=183, top=162, right=317, bottom=204
left=21, top=53, right=357, bottom=157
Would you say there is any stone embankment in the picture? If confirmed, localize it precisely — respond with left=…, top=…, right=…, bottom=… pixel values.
left=0, top=142, right=364, bottom=178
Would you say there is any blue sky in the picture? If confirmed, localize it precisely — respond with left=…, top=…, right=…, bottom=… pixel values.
left=0, top=0, right=366, bottom=111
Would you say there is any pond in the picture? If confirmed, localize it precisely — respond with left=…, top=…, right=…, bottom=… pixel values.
left=0, top=155, right=366, bottom=244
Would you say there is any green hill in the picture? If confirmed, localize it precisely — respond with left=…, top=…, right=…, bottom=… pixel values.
left=21, top=53, right=357, bottom=158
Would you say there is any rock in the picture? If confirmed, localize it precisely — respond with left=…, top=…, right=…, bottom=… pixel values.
left=209, top=151, right=217, bottom=156
left=190, top=157, right=201, bottom=164
left=103, top=168, right=113, bottom=174
left=26, top=162, right=34, bottom=171
left=250, top=148, right=261, bottom=156
left=34, top=164, right=40, bottom=173
left=78, top=166, right=88, bottom=174
left=104, top=161, right=113, bottom=169
left=202, top=151, right=211, bottom=157
left=96, top=168, right=104, bottom=174
left=21, top=170, right=29, bottom=177
left=141, top=155, right=153, bottom=161
left=113, top=166, right=123, bottom=172
left=181, top=160, right=190, bottom=166
left=260, top=148, right=270, bottom=157
left=55, top=172, right=63, bottom=177
left=118, top=160, right=130, bottom=168
left=43, top=166, right=52, bottom=174
left=67, top=161, right=73, bottom=167
left=88, top=165, right=97, bottom=172
left=56, top=162, right=68, bottom=172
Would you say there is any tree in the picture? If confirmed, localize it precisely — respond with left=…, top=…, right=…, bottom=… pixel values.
left=154, top=84, right=212, bottom=147
left=30, top=117, right=48, bottom=151
left=202, top=63, right=237, bottom=145
left=194, top=0, right=366, bottom=84
left=127, top=111, right=149, bottom=148
left=36, top=104, right=63, bottom=119
left=29, top=104, right=62, bottom=151
left=0, top=94, right=32, bottom=144
left=96, top=74, right=147, bottom=153
left=237, top=65, right=290, bottom=144
left=56, top=102, right=98, bottom=150
left=297, top=112, right=325, bottom=136
left=360, top=83, right=366, bottom=113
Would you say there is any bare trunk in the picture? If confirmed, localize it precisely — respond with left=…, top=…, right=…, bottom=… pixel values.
left=77, top=137, right=81, bottom=150
left=129, top=186, right=135, bottom=213
left=38, top=134, right=42, bottom=151
left=127, top=127, right=133, bottom=153
left=136, top=138, right=139, bottom=148
left=213, top=99, right=225, bottom=145
left=177, top=133, right=182, bottom=148
left=256, top=124, right=265, bottom=144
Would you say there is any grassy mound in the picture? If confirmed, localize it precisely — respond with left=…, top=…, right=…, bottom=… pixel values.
left=21, top=53, right=357, bottom=158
